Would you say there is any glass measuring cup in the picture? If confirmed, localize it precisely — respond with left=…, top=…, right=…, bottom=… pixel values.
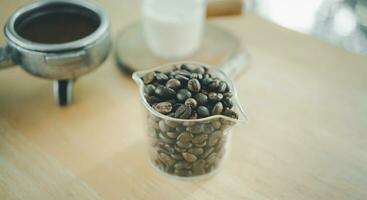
left=132, top=62, right=247, bottom=180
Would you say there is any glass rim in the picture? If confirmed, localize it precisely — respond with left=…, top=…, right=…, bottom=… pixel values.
left=132, top=61, right=248, bottom=123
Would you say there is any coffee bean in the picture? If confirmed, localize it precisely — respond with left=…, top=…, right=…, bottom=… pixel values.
left=206, top=152, right=217, bottom=164
left=192, top=160, right=206, bottom=175
left=208, top=131, right=222, bottom=146
left=165, top=119, right=178, bottom=128
left=174, top=105, right=192, bottom=119
left=200, top=147, right=214, bottom=159
left=146, top=96, right=160, bottom=104
left=176, top=89, right=192, bottom=102
left=167, top=71, right=176, bottom=79
left=176, top=141, right=192, bottom=149
left=208, top=92, right=223, bottom=102
left=174, top=169, right=192, bottom=177
left=161, top=144, right=175, bottom=154
left=201, top=77, right=213, bottom=86
left=159, top=120, right=170, bottom=132
left=144, top=84, right=156, bottom=95
left=180, top=64, right=194, bottom=72
left=223, top=92, right=233, bottom=98
left=186, top=124, right=204, bottom=134
left=176, top=70, right=191, bottom=77
left=143, top=72, right=155, bottom=84
left=197, top=106, right=210, bottom=118
left=190, top=73, right=203, bottom=80
left=190, top=111, right=198, bottom=119
left=194, top=141, right=207, bottom=148
left=222, top=108, right=239, bottom=119
left=155, top=86, right=176, bottom=99
left=174, top=161, right=192, bottom=170
left=211, top=102, right=223, bottom=115
left=153, top=102, right=172, bottom=114
left=192, top=134, right=208, bottom=144
left=194, top=93, right=208, bottom=105
left=182, top=152, right=198, bottom=162
left=159, top=153, right=175, bottom=166
left=188, top=147, right=204, bottom=156
left=218, top=81, right=227, bottom=93
left=166, top=78, right=181, bottom=90
left=187, top=79, right=201, bottom=92
left=222, top=97, right=233, bottom=109
left=175, top=145, right=188, bottom=152
left=208, top=79, right=220, bottom=91
left=211, top=120, right=222, bottom=129
left=159, top=132, right=175, bottom=144
left=166, top=131, right=179, bottom=139
left=170, top=153, right=183, bottom=160
left=175, top=125, right=186, bottom=133
left=155, top=73, right=169, bottom=83
left=175, top=74, right=190, bottom=82
left=177, top=132, right=193, bottom=143
left=193, top=67, right=206, bottom=74
left=184, top=98, right=198, bottom=108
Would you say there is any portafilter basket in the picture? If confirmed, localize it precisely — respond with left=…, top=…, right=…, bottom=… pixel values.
left=0, top=0, right=111, bottom=106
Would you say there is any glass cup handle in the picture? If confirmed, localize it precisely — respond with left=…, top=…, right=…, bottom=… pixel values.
left=219, top=48, right=251, bottom=80
left=0, top=46, right=15, bottom=70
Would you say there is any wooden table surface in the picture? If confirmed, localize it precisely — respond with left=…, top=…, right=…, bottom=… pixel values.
left=1, top=1, right=367, bottom=200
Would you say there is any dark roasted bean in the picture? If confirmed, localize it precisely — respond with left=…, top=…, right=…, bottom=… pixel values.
left=208, top=79, right=220, bottom=91
left=218, top=81, right=227, bottom=93
left=159, top=153, right=175, bottom=166
left=222, top=97, right=233, bottom=109
left=182, top=152, right=198, bottom=162
left=177, top=132, right=193, bottom=143
left=211, top=102, right=223, bottom=115
left=194, top=93, right=208, bottom=105
left=186, top=124, right=204, bottom=134
left=174, top=161, right=192, bottom=170
left=155, top=86, right=176, bottom=99
left=175, top=74, right=190, bottom=82
left=159, top=132, right=176, bottom=144
left=223, top=92, right=233, bottom=98
left=187, top=79, right=201, bottom=92
left=176, top=89, right=192, bottom=102
left=188, top=147, right=204, bottom=156
left=193, top=67, right=206, bottom=74
left=153, top=102, right=172, bottom=114
left=166, top=131, right=179, bottom=139
left=200, top=147, right=215, bottom=159
left=176, top=141, right=192, bottom=149
left=197, top=106, right=210, bottom=118
left=184, top=98, right=198, bottom=108
left=143, top=72, right=155, bottom=84
left=211, top=120, right=222, bottom=130
left=155, top=73, right=169, bottom=83
left=166, top=78, right=181, bottom=90
left=174, top=169, right=192, bottom=177
left=194, top=141, right=207, bottom=148
left=222, top=108, right=239, bottom=119
left=144, top=84, right=156, bottom=95
left=192, top=134, right=208, bottom=144
left=146, top=96, right=160, bottom=104
left=192, top=160, right=206, bottom=175
left=208, top=92, right=223, bottom=102
left=174, top=105, right=192, bottom=119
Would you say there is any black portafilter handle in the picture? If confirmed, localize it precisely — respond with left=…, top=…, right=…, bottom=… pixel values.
left=53, top=80, right=73, bottom=106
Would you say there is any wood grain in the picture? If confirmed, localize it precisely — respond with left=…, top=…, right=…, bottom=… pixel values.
left=0, top=0, right=367, bottom=200
left=0, top=119, right=104, bottom=200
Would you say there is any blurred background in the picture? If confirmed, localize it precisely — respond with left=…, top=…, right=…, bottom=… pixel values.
left=251, top=0, right=367, bottom=55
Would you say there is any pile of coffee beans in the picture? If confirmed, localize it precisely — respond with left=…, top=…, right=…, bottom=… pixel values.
left=141, top=64, right=239, bottom=178
left=142, top=64, right=238, bottom=120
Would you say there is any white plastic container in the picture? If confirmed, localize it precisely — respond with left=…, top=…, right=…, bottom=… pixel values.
left=141, top=0, right=206, bottom=59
